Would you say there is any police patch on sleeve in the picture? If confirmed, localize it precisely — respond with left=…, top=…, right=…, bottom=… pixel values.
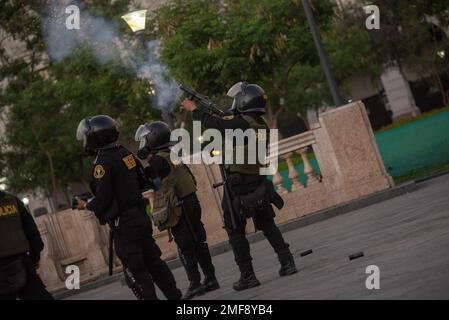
left=94, top=164, right=106, bottom=179
left=122, top=154, right=137, bottom=170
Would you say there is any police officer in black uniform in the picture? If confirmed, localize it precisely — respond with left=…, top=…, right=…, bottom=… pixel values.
left=74, top=115, right=182, bottom=300
left=182, top=82, right=298, bottom=291
left=0, top=191, right=53, bottom=300
left=135, top=121, right=219, bottom=300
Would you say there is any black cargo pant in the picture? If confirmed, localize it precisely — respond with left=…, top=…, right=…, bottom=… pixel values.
left=171, top=193, right=216, bottom=284
left=113, top=208, right=181, bottom=300
left=0, top=254, right=53, bottom=300
left=222, top=174, right=292, bottom=276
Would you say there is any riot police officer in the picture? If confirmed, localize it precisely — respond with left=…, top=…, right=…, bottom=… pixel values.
left=0, top=191, right=53, bottom=300
left=135, top=121, right=219, bottom=300
left=74, top=115, right=182, bottom=300
left=182, top=82, right=297, bottom=291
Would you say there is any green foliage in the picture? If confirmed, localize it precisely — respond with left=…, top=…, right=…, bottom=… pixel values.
left=1, top=49, right=157, bottom=194
left=344, top=0, right=449, bottom=105
left=0, top=1, right=159, bottom=197
left=153, top=0, right=377, bottom=126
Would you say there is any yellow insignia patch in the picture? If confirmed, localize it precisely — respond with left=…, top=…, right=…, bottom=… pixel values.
left=0, top=205, right=18, bottom=217
left=94, top=165, right=106, bottom=179
left=223, top=115, right=235, bottom=120
left=122, top=154, right=137, bottom=170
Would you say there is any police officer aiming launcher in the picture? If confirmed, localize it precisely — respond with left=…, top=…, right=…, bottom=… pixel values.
left=0, top=191, right=53, bottom=300
left=135, top=121, right=219, bottom=300
left=182, top=82, right=298, bottom=291
left=74, top=115, right=182, bottom=300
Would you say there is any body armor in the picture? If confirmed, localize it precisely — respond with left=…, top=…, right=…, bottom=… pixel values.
left=0, top=194, right=29, bottom=258
left=226, top=114, right=269, bottom=175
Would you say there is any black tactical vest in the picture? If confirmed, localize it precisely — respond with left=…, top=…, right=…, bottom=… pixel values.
left=226, top=114, right=269, bottom=175
left=157, top=150, right=197, bottom=199
left=0, top=194, right=30, bottom=258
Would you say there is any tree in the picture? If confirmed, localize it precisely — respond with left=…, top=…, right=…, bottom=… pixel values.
left=340, top=0, right=449, bottom=106
left=0, top=1, right=159, bottom=209
left=152, top=0, right=378, bottom=129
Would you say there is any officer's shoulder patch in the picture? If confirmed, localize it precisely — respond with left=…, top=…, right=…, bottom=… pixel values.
left=122, top=154, right=137, bottom=170
left=223, top=115, right=235, bottom=120
left=93, top=164, right=106, bottom=179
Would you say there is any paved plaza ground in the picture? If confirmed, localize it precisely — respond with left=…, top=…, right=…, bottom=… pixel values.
left=68, top=174, right=449, bottom=300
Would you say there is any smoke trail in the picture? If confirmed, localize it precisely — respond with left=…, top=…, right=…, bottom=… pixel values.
left=42, top=1, right=179, bottom=111
left=137, top=40, right=181, bottom=110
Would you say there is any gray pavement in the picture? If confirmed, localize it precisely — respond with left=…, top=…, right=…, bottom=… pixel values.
left=68, top=174, right=449, bottom=300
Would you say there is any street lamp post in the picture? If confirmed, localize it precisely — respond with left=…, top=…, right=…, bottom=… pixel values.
left=122, top=10, right=175, bottom=129
left=301, top=0, right=343, bottom=107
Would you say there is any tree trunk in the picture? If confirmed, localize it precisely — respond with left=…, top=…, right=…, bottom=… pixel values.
left=298, top=113, right=311, bottom=131
left=434, top=73, right=449, bottom=107
left=266, top=105, right=284, bottom=129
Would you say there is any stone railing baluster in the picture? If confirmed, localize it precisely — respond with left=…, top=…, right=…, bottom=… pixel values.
left=298, top=147, right=318, bottom=187
left=284, top=153, right=303, bottom=191
left=273, top=168, right=288, bottom=194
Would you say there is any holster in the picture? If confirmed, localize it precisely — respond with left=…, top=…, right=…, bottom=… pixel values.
left=235, top=179, right=284, bottom=219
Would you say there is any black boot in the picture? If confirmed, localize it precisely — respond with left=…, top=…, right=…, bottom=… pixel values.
left=180, top=248, right=205, bottom=300
left=233, top=264, right=260, bottom=291
left=129, top=270, right=159, bottom=300
left=182, top=281, right=206, bottom=300
left=233, top=273, right=261, bottom=291
left=202, top=276, right=220, bottom=292
left=279, top=254, right=298, bottom=277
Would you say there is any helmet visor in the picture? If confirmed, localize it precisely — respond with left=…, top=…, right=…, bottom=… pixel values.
left=135, top=124, right=151, bottom=149
left=227, top=82, right=245, bottom=98
left=76, top=119, right=89, bottom=141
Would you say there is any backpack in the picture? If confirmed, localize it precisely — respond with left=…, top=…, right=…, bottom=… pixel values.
left=151, top=162, right=183, bottom=232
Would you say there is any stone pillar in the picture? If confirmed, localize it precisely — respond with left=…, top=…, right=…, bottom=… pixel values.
left=35, top=217, right=62, bottom=290
left=312, top=101, right=393, bottom=201
left=380, top=66, right=420, bottom=121
left=80, top=211, right=109, bottom=275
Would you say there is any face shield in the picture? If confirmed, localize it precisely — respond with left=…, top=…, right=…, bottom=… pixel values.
left=227, top=82, right=248, bottom=112
left=76, top=118, right=90, bottom=148
left=135, top=124, right=151, bottom=149
left=227, top=82, right=246, bottom=98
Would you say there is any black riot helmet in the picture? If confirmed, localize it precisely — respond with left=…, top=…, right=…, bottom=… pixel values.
left=134, top=121, right=176, bottom=160
left=227, top=82, right=268, bottom=114
left=76, top=115, right=119, bottom=153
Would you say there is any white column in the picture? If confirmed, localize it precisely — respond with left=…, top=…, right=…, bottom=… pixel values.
left=380, top=66, right=420, bottom=120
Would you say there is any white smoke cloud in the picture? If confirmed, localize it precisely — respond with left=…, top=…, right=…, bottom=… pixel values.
left=42, top=0, right=179, bottom=111
left=43, top=0, right=121, bottom=64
